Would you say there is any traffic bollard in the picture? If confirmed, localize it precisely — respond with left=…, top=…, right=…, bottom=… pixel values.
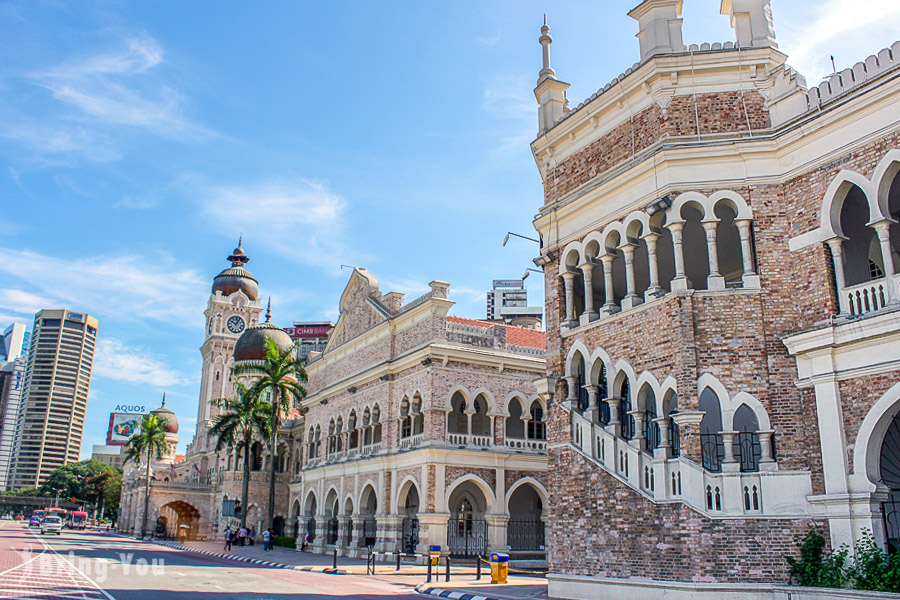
left=445, top=556, right=451, bottom=582
left=396, top=551, right=401, bottom=571
left=426, top=559, right=432, bottom=583
left=333, top=548, right=337, bottom=570
left=476, top=555, right=481, bottom=580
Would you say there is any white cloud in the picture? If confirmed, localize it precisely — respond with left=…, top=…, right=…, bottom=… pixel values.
left=93, top=338, right=189, bottom=387
left=199, top=179, right=350, bottom=267
left=0, top=247, right=208, bottom=327
left=1, top=34, right=210, bottom=164
left=482, top=74, right=536, bottom=158
left=779, top=0, right=900, bottom=83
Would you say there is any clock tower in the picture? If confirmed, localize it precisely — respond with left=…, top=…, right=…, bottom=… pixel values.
left=189, top=241, right=263, bottom=454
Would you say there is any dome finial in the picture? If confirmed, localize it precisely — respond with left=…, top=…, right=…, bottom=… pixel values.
left=227, top=240, right=250, bottom=267
left=265, top=297, right=272, bottom=323
left=161, top=392, right=166, bottom=407
left=538, top=14, right=556, bottom=83
left=238, top=234, right=242, bottom=248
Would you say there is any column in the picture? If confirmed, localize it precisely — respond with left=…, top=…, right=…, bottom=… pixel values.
left=735, top=219, right=760, bottom=288
left=630, top=409, right=646, bottom=449
left=563, top=376, right=578, bottom=411
left=873, top=220, right=897, bottom=303
left=579, top=262, right=599, bottom=323
left=826, top=238, right=849, bottom=314
left=757, top=430, right=776, bottom=471
left=585, top=385, right=599, bottom=422
left=605, top=398, right=620, bottom=437
left=561, top=271, right=578, bottom=328
left=702, top=221, right=726, bottom=290
left=600, top=255, right=619, bottom=316
left=668, top=222, right=689, bottom=290
left=653, top=416, right=670, bottom=459
left=720, top=430, right=740, bottom=473
left=643, top=232, right=665, bottom=299
left=620, top=243, right=641, bottom=310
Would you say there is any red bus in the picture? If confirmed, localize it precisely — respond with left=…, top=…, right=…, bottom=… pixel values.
left=67, top=511, right=88, bottom=530
left=45, top=507, right=67, bottom=521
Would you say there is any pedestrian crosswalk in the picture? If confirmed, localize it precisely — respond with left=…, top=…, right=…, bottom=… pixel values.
left=0, top=548, right=112, bottom=600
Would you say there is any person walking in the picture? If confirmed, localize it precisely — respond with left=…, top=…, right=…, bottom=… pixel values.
left=238, top=526, right=248, bottom=547
left=224, top=527, right=233, bottom=551
left=249, top=527, right=256, bottom=546
left=262, top=528, right=271, bottom=552
left=301, top=529, right=309, bottom=552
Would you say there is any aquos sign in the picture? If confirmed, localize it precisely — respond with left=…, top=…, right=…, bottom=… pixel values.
left=115, top=405, right=146, bottom=413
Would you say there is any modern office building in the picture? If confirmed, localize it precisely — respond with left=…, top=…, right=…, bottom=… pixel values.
left=284, top=321, right=334, bottom=360
left=0, top=323, right=28, bottom=362
left=8, top=310, right=98, bottom=490
left=91, top=444, right=125, bottom=471
left=486, top=279, right=543, bottom=327
left=0, top=323, right=28, bottom=489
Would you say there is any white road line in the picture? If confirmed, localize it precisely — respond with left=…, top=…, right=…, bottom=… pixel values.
left=24, top=525, right=118, bottom=600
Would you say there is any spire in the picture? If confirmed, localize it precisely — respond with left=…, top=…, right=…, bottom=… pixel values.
left=161, top=392, right=166, bottom=407
left=227, top=239, right=250, bottom=267
left=238, top=234, right=242, bottom=248
left=538, top=14, right=556, bottom=84
left=265, top=297, right=272, bottom=323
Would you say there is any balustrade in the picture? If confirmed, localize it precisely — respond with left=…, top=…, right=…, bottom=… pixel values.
left=399, top=432, right=424, bottom=449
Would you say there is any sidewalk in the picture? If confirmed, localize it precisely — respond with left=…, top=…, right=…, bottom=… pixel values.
left=119, top=534, right=550, bottom=600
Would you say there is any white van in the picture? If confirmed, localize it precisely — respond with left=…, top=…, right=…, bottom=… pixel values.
left=41, top=515, right=63, bottom=535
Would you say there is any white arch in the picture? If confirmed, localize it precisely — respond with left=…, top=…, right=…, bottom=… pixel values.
left=394, top=475, right=421, bottom=511
left=582, top=231, right=604, bottom=260
left=470, top=387, right=496, bottom=414
left=819, top=169, right=878, bottom=238
left=357, top=480, right=380, bottom=514
left=446, top=386, right=472, bottom=410
left=710, top=190, right=753, bottom=220
left=851, top=382, right=900, bottom=493
left=565, top=340, right=591, bottom=376
left=635, top=371, right=663, bottom=414
left=324, top=485, right=340, bottom=511
left=623, top=211, right=651, bottom=241
left=501, top=391, right=528, bottom=417
left=600, top=221, right=625, bottom=255
left=727, top=391, right=771, bottom=431
left=872, top=149, right=900, bottom=221
left=504, top=476, right=550, bottom=512
left=588, top=346, right=614, bottom=387
left=561, top=241, right=583, bottom=268
left=445, top=473, right=496, bottom=515
left=612, top=358, right=637, bottom=393
left=668, top=191, right=709, bottom=223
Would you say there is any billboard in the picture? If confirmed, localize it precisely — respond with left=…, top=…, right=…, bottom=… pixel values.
left=106, top=413, right=143, bottom=446
left=284, top=325, right=333, bottom=339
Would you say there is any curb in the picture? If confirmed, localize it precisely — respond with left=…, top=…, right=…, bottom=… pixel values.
left=415, top=584, right=512, bottom=600
left=155, top=541, right=347, bottom=575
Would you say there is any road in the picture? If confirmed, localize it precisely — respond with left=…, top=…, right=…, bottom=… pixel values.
left=0, top=521, right=429, bottom=599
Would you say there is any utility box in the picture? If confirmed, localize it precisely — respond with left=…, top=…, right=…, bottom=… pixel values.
left=489, top=552, right=509, bottom=584
left=429, top=545, right=441, bottom=566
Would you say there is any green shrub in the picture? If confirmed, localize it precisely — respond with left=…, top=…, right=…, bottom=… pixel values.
left=273, top=535, right=296, bottom=549
left=846, top=530, right=900, bottom=593
left=785, top=528, right=848, bottom=588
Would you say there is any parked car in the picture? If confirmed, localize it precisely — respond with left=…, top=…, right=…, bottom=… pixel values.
left=14, top=515, right=24, bottom=520
left=29, top=515, right=41, bottom=527
left=41, top=516, right=62, bottom=535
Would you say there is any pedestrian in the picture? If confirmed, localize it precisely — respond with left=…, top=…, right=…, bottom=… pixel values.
left=249, top=527, right=256, bottom=546
left=238, top=526, right=248, bottom=547
left=262, top=528, right=271, bottom=552
left=224, top=527, right=233, bottom=551
left=301, top=530, right=309, bottom=552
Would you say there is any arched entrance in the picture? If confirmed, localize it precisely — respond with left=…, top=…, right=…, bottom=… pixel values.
left=447, top=480, right=488, bottom=558
left=273, top=516, right=285, bottom=537
left=507, top=483, right=544, bottom=551
left=161, top=501, right=201, bottom=541
left=291, top=499, right=301, bottom=538
left=398, top=481, right=420, bottom=554
left=325, top=489, right=339, bottom=545
left=359, top=484, right=378, bottom=548
left=304, top=492, right=317, bottom=542
left=881, top=411, right=900, bottom=553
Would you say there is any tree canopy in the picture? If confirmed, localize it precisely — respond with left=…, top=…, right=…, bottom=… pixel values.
left=39, top=459, right=115, bottom=500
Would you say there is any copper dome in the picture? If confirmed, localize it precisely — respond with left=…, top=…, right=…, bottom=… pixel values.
left=212, top=241, right=259, bottom=300
left=151, top=397, right=178, bottom=434
left=233, top=322, right=294, bottom=362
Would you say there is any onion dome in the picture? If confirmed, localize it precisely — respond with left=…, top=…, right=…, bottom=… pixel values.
left=233, top=298, right=294, bottom=362
left=151, top=394, right=178, bottom=434
left=212, top=238, right=259, bottom=300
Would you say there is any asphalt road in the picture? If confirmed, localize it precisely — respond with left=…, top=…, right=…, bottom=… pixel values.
left=0, top=521, right=429, bottom=599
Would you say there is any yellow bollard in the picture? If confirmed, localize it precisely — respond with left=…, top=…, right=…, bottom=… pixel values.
left=489, top=552, right=509, bottom=584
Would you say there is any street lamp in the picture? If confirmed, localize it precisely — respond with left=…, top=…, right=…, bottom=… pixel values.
left=502, top=232, right=539, bottom=246
left=52, top=487, right=65, bottom=506
left=522, top=268, right=543, bottom=280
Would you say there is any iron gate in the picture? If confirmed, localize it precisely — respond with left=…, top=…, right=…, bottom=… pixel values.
left=884, top=491, right=900, bottom=555
left=402, top=517, right=419, bottom=555
left=326, top=518, right=339, bottom=544
left=507, top=520, right=545, bottom=551
left=360, top=517, right=376, bottom=547
left=447, top=518, right=487, bottom=558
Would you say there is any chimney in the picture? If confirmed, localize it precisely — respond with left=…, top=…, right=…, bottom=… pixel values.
left=429, top=280, right=450, bottom=300
left=628, top=0, right=686, bottom=62
left=721, top=0, right=777, bottom=48
left=383, top=292, right=404, bottom=314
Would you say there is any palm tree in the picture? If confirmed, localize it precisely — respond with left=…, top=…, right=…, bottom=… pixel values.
left=209, top=383, right=272, bottom=529
left=232, top=337, right=307, bottom=531
left=123, top=413, right=169, bottom=539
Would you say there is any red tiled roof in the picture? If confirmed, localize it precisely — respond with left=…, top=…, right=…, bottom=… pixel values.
left=174, top=455, right=186, bottom=463
left=290, top=408, right=302, bottom=417
left=446, top=315, right=546, bottom=350
left=506, top=326, right=547, bottom=350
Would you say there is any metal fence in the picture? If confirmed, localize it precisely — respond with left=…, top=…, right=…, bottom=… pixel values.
left=507, top=519, right=545, bottom=551
left=447, top=518, right=487, bottom=558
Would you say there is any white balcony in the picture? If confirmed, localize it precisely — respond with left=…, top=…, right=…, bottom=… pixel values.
left=843, top=275, right=898, bottom=316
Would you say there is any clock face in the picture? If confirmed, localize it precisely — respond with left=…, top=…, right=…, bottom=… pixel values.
left=226, top=316, right=245, bottom=334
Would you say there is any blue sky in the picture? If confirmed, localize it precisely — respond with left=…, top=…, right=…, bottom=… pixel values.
left=1, top=0, right=898, bottom=457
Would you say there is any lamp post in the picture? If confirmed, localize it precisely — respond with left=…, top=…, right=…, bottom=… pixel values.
left=52, top=488, right=65, bottom=506
left=522, top=268, right=543, bottom=280
left=502, top=232, right=539, bottom=246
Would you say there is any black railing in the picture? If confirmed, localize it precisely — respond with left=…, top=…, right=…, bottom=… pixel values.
left=344, top=518, right=353, bottom=546
left=620, top=399, right=634, bottom=440
left=577, top=384, right=589, bottom=412
left=701, top=433, right=723, bottom=473
left=598, top=401, right=610, bottom=426
left=507, top=519, right=545, bottom=551
left=644, top=410, right=659, bottom=452
left=447, top=518, right=487, bottom=558
left=326, top=518, right=339, bottom=544
left=360, top=517, right=376, bottom=547
left=402, top=517, right=419, bottom=555
left=884, top=491, right=900, bottom=555
left=735, top=430, right=762, bottom=473
left=669, top=419, right=681, bottom=457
